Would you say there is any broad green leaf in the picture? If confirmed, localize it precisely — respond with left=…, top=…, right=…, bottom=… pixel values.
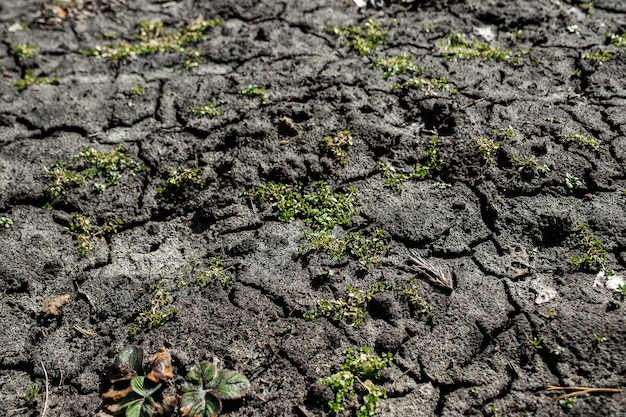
left=119, top=377, right=159, bottom=417
left=211, top=370, right=251, bottom=400
left=108, top=346, right=144, bottom=382
left=179, top=391, right=221, bottom=417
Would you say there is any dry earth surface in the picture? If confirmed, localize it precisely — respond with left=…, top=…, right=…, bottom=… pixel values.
left=1, top=0, right=626, bottom=416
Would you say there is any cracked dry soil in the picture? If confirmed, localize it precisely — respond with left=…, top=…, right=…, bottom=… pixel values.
left=1, top=0, right=626, bottom=416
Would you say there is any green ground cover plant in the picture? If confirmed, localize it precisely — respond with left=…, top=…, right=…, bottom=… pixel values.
left=10, top=43, right=38, bottom=61
left=325, top=17, right=388, bottom=56
left=188, top=100, right=225, bottom=117
left=0, top=216, right=13, bottom=229
left=323, top=130, right=353, bottom=165
left=322, top=347, right=393, bottom=417
left=392, top=76, right=458, bottom=95
left=301, top=229, right=388, bottom=266
left=68, top=212, right=124, bottom=258
left=187, top=256, right=233, bottom=287
left=14, top=69, right=59, bottom=91
left=557, top=131, right=602, bottom=154
left=44, top=145, right=145, bottom=208
left=471, top=136, right=501, bottom=165
left=372, top=54, right=423, bottom=79
left=128, top=280, right=178, bottom=337
left=439, top=33, right=530, bottom=64
left=606, top=31, right=626, bottom=48
left=238, top=84, right=268, bottom=103
left=81, top=18, right=222, bottom=60
left=570, top=223, right=612, bottom=275
left=156, top=166, right=205, bottom=197
left=513, top=155, right=550, bottom=176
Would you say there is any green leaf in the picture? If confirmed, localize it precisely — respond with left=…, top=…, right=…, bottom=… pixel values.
left=179, top=391, right=222, bottom=417
left=211, top=370, right=252, bottom=400
left=119, top=377, right=160, bottom=417
left=108, top=346, right=144, bottom=382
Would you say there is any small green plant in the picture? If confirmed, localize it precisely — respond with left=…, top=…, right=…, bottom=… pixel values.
left=325, top=18, right=388, bottom=56
left=323, top=130, right=353, bottom=165
left=376, top=159, right=410, bottom=194
left=606, top=31, right=626, bottom=48
left=581, top=50, right=613, bottom=62
left=413, top=138, right=443, bottom=178
left=593, top=333, right=607, bottom=344
left=439, top=33, right=530, bottom=65
left=372, top=54, right=423, bottom=79
left=22, top=384, right=40, bottom=401
left=131, top=84, right=147, bottom=95
left=579, top=3, right=594, bottom=14
left=618, top=284, right=626, bottom=296
left=392, top=76, right=458, bottom=95
left=68, top=212, right=124, bottom=258
left=10, top=43, right=38, bottom=61
left=393, top=278, right=435, bottom=319
left=322, top=347, right=392, bottom=417
left=81, top=19, right=222, bottom=60
left=118, top=376, right=162, bottom=417
left=128, top=280, right=178, bottom=337
left=559, top=396, right=577, bottom=410
left=188, top=100, right=224, bottom=117
left=525, top=333, right=543, bottom=349
left=557, top=131, right=602, bottom=154
left=179, top=361, right=251, bottom=417
left=14, top=69, right=59, bottom=91
left=301, top=229, right=388, bottom=266
left=570, top=223, right=612, bottom=275
left=156, top=166, right=205, bottom=196
left=0, top=216, right=13, bottom=229
left=565, top=173, right=583, bottom=190
left=471, top=136, right=500, bottom=165
left=188, top=257, right=232, bottom=287
left=181, top=49, right=204, bottom=72
left=238, top=84, right=268, bottom=103
left=250, top=181, right=357, bottom=230
left=513, top=155, right=550, bottom=176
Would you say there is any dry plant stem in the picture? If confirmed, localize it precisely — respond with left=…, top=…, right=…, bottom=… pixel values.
left=41, top=361, right=49, bottom=417
left=408, top=250, right=454, bottom=291
left=547, top=385, right=621, bottom=399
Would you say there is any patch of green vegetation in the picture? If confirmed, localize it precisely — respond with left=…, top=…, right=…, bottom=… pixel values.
left=14, top=69, right=59, bottom=91
left=81, top=19, right=222, bottom=60
left=413, top=138, right=444, bottom=178
left=188, top=100, right=224, bottom=117
left=22, top=384, right=40, bottom=402
left=0, top=217, right=13, bottom=229
left=376, top=159, right=410, bottom=194
left=69, top=212, right=124, bottom=258
left=471, top=136, right=501, bottom=165
left=44, top=146, right=145, bottom=208
left=238, top=84, right=268, bottom=103
left=181, top=48, right=204, bottom=72
left=564, top=173, right=583, bottom=191
left=617, top=284, right=626, bottom=296
left=131, top=84, right=147, bottom=95
left=325, top=17, right=388, bottom=56
left=557, top=131, right=602, bottom=154
left=559, top=396, right=577, bottom=410
left=393, top=278, right=435, bottom=318
left=301, top=229, right=388, bottom=266
left=10, top=43, right=38, bottom=61
left=581, top=50, right=613, bottom=62
left=323, top=130, right=353, bottom=165
left=128, top=280, right=178, bottom=337
left=513, top=155, right=550, bottom=176
left=440, top=33, right=530, bottom=64
left=372, top=54, right=423, bottom=79
left=322, top=347, right=393, bottom=417
left=525, top=333, right=543, bottom=349
left=605, top=31, right=626, bottom=48
left=251, top=181, right=357, bottom=230
left=570, top=223, right=612, bottom=275
left=188, top=257, right=232, bottom=287
left=392, top=76, right=458, bottom=95
left=156, top=166, right=205, bottom=197
left=579, top=2, right=594, bottom=14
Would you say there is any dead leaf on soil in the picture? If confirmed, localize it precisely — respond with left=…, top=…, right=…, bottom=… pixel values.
left=146, top=346, right=174, bottom=383
left=41, top=294, right=71, bottom=315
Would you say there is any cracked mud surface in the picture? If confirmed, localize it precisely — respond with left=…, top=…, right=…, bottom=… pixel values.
left=1, top=1, right=626, bottom=416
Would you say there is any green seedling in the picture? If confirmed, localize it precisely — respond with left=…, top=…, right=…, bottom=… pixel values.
left=81, top=18, right=221, bottom=60
left=179, top=361, right=251, bottom=417
left=323, top=130, right=353, bottom=165
left=14, top=69, right=59, bottom=91
left=10, top=43, right=38, bottom=61
left=471, top=136, right=501, bottom=165
left=376, top=159, right=410, bottom=194
left=372, top=54, right=423, bottom=79
left=325, top=17, right=388, bottom=56
left=301, top=229, right=388, bottom=266
left=118, top=376, right=161, bottom=417
left=44, top=145, right=145, bottom=208
left=525, top=333, right=543, bottom=349
left=393, top=278, right=435, bottom=319
left=581, top=50, right=613, bottom=62
left=238, top=84, right=268, bottom=103
left=559, top=396, right=577, bottom=410
left=570, top=223, right=612, bottom=275
left=593, top=334, right=607, bottom=344
left=181, top=49, right=203, bottom=72
left=131, top=84, right=147, bottom=95
left=392, top=76, right=458, bottom=95
left=156, top=166, right=205, bottom=196
left=439, top=33, right=530, bottom=65
left=250, top=181, right=357, bottom=230
left=322, top=347, right=392, bottom=417
left=413, top=138, right=443, bottom=178
left=579, top=3, right=594, bottom=14
left=0, top=217, right=13, bottom=229
left=513, top=155, right=549, bottom=176
left=557, top=131, right=602, bottom=154
left=22, top=384, right=40, bottom=401
left=128, top=280, right=178, bottom=337
left=605, top=31, right=626, bottom=48
left=69, top=212, right=124, bottom=258
left=565, top=173, right=583, bottom=190
left=188, top=257, right=232, bottom=287
left=188, top=100, right=224, bottom=117
left=618, top=284, right=626, bottom=296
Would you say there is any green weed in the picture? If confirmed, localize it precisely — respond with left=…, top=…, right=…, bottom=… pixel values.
left=188, top=257, right=232, bottom=287
left=570, top=223, right=612, bottom=275
left=156, top=166, right=205, bottom=196
left=22, top=384, right=40, bottom=401
left=238, top=84, right=268, bottom=103
left=128, top=280, right=178, bottom=337
left=564, top=173, right=583, bottom=190
left=324, top=130, right=353, bottom=165
left=14, top=69, right=59, bottom=91
left=557, top=131, right=602, bottom=154
left=325, top=18, right=388, bottom=56
left=188, top=100, right=224, bottom=117
left=471, top=136, right=501, bottom=165
left=0, top=217, right=13, bottom=229
left=605, top=31, right=626, bottom=48
left=440, top=33, right=530, bottom=64
left=372, top=54, right=423, bottom=79
left=581, top=50, right=613, bottom=62
left=392, top=76, right=458, bottom=95
left=10, top=43, right=38, bottom=61
left=513, top=155, right=550, bottom=176
left=413, top=138, right=444, bottom=178
left=68, top=212, right=124, bottom=258
left=525, top=333, right=543, bottom=349
left=131, top=84, right=147, bottom=95
left=301, top=229, right=388, bottom=266
left=376, top=159, right=410, bottom=194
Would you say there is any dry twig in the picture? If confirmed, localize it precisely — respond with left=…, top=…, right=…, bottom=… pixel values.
left=41, top=361, right=49, bottom=417
left=547, top=385, right=621, bottom=400
left=408, top=250, right=454, bottom=291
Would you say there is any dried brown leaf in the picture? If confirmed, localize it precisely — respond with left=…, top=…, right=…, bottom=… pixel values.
left=41, top=294, right=71, bottom=315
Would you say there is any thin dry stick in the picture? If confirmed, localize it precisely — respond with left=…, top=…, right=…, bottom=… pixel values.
left=40, top=361, right=49, bottom=417
left=547, top=385, right=621, bottom=400
left=408, top=250, right=454, bottom=291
